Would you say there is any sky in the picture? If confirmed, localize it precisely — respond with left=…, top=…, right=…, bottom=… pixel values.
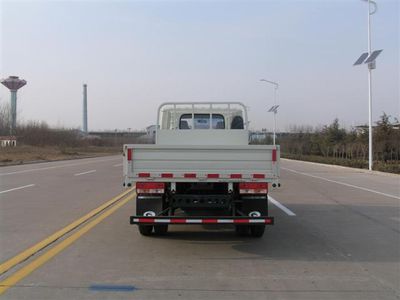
left=0, top=0, right=399, bottom=132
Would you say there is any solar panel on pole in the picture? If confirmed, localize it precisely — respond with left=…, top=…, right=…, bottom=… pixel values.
left=354, top=52, right=369, bottom=65
left=364, top=49, right=383, bottom=64
left=268, top=105, right=279, bottom=112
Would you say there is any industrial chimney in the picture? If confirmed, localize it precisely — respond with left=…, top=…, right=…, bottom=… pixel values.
left=1, top=76, right=27, bottom=135
left=83, top=84, right=88, bottom=134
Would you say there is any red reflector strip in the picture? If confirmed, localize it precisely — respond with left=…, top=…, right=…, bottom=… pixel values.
left=127, top=149, right=132, bottom=161
left=138, top=173, right=150, bottom=178
left=161, top=173, right=173, bottom=178
left=170, top=219, right=187, bottom=224
left=202, top=218, right=218, bottom=224
left=272, top=149, right=277, bottom=162
left=184, top=173, right=196, bottom=178
left=138, top=218, right=154, bottom=223
left=132, top=217, right=274, bottom=225
left=207, top=174, right=219, bottom=179
left=253, top=174, right=265, bottom=179
left=230, top=174, right=242, bottom=179
left=233, top=219, right=250, bottom=224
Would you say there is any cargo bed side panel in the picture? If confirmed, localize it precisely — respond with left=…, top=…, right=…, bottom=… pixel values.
left=123, top=145, right=280, bottom=184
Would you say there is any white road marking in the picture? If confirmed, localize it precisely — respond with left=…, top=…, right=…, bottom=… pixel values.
left=282, top=167, right=400, bottom=200
left=0, top=184, right=35, bottom=194
left=268, top=196, right=296, bottom=216
left=74, top=170, right=96, bottom=176
left=0, top=157, right=119, bottom=176
left=113, top=163, right=122, bottom=167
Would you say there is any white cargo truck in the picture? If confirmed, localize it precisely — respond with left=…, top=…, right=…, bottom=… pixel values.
left=123, top=102, right=280, bottom=237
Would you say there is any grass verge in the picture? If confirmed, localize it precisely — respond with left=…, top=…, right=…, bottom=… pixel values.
left=281, top=153, right=400, bottom=174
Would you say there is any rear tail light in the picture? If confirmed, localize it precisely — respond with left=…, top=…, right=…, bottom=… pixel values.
left=239, top=182, right=268, bottom=194
left=127, top=148, right=133, bottom=161
left=272, top=149, right=277, bottom=162
left=136, top=182, right=165, bottom=194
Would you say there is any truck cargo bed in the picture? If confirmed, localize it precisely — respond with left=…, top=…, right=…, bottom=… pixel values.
left=123, top=144, right=280, bottom=185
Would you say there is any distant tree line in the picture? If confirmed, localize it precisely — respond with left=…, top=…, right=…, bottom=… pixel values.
left=275, top=114, right=400, bottom=173
left=0, top=103, right=144, bottom=148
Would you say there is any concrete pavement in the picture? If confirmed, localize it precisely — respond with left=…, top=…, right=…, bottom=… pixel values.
left=0, top=156, right=122, bottom=261
left=0, top=157, right=399, bottom=299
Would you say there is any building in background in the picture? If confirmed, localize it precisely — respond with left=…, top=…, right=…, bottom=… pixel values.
left=0, top=136, right=17, bottom=147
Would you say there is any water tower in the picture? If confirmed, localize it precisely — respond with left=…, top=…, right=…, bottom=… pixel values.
left=1, top=76, right=27, bottom=135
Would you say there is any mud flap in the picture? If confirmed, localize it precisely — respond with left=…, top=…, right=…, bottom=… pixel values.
left=240, top=195, right=268, bottom=216
left=136, top=195, right=164, bottom=216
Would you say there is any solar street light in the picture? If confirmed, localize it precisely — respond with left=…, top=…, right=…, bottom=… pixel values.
left=353, top=0, right=382, bottom=171
left=260, top=79, right=279, bottom=145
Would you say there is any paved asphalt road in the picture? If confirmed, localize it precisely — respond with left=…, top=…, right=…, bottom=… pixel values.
left=0, top=156, right=399, bottom=299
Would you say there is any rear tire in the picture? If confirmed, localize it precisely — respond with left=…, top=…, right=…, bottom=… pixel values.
left=154, top=224, right=168, bottom=235
left=138, top=225, right=153, bottom=236
left=250, top=225, right=265, bottom=238
left=235, top=225, right=249, bottom=236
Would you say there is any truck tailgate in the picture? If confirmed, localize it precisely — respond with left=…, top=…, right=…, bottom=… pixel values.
left=123, top=144, right=280, bottom=184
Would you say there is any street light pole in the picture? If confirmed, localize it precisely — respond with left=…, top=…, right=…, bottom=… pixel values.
left=354, top=1, right=381, bottom=171
left=260, top=79, right=279, bottom=145
left=273, top=86, right=277, bottom=145
left=364, top=0, right=377, bottom=171
left=273, top=106, right=277, bottom=145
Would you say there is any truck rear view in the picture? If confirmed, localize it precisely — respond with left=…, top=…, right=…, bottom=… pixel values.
left=124, top=102, right=280, bottom=237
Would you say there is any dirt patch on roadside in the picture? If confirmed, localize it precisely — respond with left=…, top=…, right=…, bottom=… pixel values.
left=0, top=145, right=121, bottom=166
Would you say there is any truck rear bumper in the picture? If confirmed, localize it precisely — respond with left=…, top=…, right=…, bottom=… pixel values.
left=130, top=216, right=274, bottom=225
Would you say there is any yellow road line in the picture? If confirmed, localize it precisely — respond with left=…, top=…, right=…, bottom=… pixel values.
left=0, top=188, right=134, bottom=276
left=0, top=192, right=135, bottom=296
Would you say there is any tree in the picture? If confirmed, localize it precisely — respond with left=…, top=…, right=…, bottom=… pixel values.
left=320, top=118, right=346, bottom=158
left=0, top=102, right=11, bottom=135
left=374, top=113, right=398, bottom=162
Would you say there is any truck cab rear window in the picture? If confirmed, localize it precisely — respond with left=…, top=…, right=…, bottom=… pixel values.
left=180, top=114, right=225, bottom=130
